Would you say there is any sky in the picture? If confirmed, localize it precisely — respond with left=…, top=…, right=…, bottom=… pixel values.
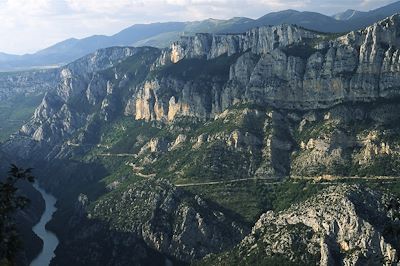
left=0, top=0, right=396, bottom=54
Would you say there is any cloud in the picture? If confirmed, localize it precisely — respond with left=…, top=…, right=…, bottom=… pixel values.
left=65, top=0, right=145, bottom=14
left=0, top=0, right=397, bottom=54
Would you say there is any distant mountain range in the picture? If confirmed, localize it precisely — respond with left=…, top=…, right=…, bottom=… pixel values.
left=1, top=1, right=400, bottom=71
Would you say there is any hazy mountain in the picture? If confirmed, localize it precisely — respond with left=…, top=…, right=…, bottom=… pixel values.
left=133, top=17, right=255, bottom=48
left=0, top=52, right=19, bottom=62
left=1, top=1, right=400, bottom=71
left=0, top=19, right=253, bottom=71
left=332, top=1, right=400, bottom=27
left=224, top=1, right=400, bottom=33
left=332, top=9, right=365, bottom=21
left=345, top=1, right=400, bottom=29
left=0, top=22, right=187, bottom=71
left=249, top=9, right=348, bottom=32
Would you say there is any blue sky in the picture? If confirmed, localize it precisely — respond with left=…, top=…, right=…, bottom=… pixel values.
left=0, top=0, right=396, bottom=54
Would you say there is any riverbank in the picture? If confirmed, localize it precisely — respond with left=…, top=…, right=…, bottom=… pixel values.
left=16, top=181, right=45, bottom=266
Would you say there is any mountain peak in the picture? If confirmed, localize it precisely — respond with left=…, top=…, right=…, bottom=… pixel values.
left=280, top=9, right=299, bottom=13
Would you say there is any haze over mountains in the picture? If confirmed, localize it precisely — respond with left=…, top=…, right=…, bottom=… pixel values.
left=1, top=1, right=400, bottom=72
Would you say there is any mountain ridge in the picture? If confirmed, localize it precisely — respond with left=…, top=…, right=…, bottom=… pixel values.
left=1, top=1, right=400, bottom=71
left=332, top=9, right=365, bottom=21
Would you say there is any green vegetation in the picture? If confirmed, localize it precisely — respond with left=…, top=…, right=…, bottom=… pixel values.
left=281, top=31, right=348, bottom=60
left=89, top=179, right=161, bottom=228
left=88, top=117, right=162, bottom=155
left=185, top=180, right=323, bottom=224
left=0, top=165, right=35, bottom=265
left=357, top=155, right=400, bottom=177
left=0, top=93, right=43, bottom=142
left=142, top=139, right=256, bottom=183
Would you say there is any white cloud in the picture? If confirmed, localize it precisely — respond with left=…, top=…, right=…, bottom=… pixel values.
left=0, top=0, right=396, bottom=54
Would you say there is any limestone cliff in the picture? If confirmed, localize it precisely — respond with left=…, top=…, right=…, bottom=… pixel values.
left=132, top=15, right=400, bottom=122
left=169, top=24, right=321, bottom=62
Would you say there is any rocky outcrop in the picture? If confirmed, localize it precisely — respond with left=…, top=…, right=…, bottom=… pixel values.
left=205, top=184, right=400, bottom=265
left=139, top=137, right=169, bottom=154
left=169, top=134, right=187, bottom=150
left=134, top=78, right=218, bottom=122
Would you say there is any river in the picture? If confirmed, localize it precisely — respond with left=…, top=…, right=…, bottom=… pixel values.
left=30, top=183, right=59, bottom=266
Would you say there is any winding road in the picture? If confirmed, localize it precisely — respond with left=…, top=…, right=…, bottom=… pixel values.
left=175, top=177, right=282, bottom=187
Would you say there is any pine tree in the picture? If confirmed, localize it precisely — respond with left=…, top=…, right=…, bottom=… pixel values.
left=0, top=165, right=34, bottom=265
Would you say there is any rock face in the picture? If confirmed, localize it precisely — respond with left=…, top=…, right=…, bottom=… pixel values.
left=169, top=24, right=321, bottom=62
left=205, top=184, right=400, bottom=265
left=53, top=179, right=248, bottom=265
left=132, top=15, right=400, bottom=121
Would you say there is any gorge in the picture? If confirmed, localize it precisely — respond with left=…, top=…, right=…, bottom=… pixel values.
left=2, top=6, right=400, bottom=266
